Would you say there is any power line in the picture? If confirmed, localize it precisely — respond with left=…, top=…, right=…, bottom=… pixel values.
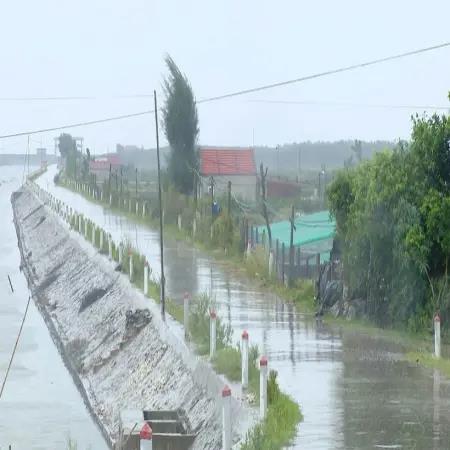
left=196, top=41, right=450, bottom=104
left=247, top=99, right=450, bottom=110
left=0, top=109, right=155, bottom=139
left=0, top=41, right=449, bottom=139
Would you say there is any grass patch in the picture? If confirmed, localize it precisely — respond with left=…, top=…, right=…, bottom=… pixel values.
left=188, top=293, right=232, bottom=355
left=241, top=371, right=302, bottom=450
left=406, top=351, right=450, bottom=378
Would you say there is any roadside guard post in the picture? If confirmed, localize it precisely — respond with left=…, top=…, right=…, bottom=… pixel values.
left=260, top=356, right=268, bottom=419
left=144, top=261, right=149, bottom=295
left=434, top=313, right=441, bottom=358
left=210, top=310, right=217, bottom=359
left=222, top=385, right=232, bottom=450
left=184, top=292, right=189, bottom=339
left=129, top=250, right=133, bottom=281
left=241, top=330, right=249, bottom=389
left=140, top=422, right=152, bottom=450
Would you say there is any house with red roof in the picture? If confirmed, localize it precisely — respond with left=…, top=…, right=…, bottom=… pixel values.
left=199, top=146, right=257, bottom=201
left=89, top=154, right=122, bottom=183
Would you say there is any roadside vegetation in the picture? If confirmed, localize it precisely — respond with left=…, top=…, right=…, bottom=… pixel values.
left=328, top=106, right=450, bottom=336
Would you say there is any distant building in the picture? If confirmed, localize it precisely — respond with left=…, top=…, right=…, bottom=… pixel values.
left=199, top=147, right=257, bottom=201
left=89, top=154, right=122, bottom=184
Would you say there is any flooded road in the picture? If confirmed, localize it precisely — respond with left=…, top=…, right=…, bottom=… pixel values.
left=37, top=165, right=450, bottom=449
left=0, top=167, right=107, bottom=450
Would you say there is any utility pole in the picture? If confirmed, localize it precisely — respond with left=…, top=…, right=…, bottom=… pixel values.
left=227, top=181, right=232, bottom=215
left=135, top=167, right=138, bottom=198
left=259, top=163, right=272, bottom=249
left=108, top=163, right=112, bottom=194
left=120, top=167, right=123, bottom=197
left=154, top=90, right=165, bottom=319
left=210, top=176, right=215, bottom=219
left=289, top=204, right=296, bottom=287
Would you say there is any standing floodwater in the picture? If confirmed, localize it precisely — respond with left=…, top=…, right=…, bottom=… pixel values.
left=37, top=165, right=450, bottom=449
left=0, top=166, right=107, bottom=450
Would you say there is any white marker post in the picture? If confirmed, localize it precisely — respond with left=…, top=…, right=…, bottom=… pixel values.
left=268, top=250, right=274, bottom=278
left=118, top=243, right=123, bottom=265
left=434, top=313, right=441, bottom=358
left=84, top=219, right=88, bottom=238
left=129, top=198, right=132, bottom=213
left=246, top=240, right=251, bottom=259
left=92, top=225, right=96, bottom=246
left=136, top=201, right=139, bottom=215
left=259, top=356, right=268, bottom=419
left=108, top=236, right=112, bottom=260
left=193, top=217, right=197, bottom=238
left=109, top=194, right=112, bottom=206
left=184, top=292, right=189, bottom=339
left=144, top=261, right=149, bottom=295
left=241, top=330, right=249, bottom=389
left=129, top=251, right=133, bottom=281
left=178, top=214, right=182, bottom=231
left=222, top=385, right=232, bottom=450
left=99, top=229, right=104, bottom=252
left=140, top=422, right=153, bottom=450
left=142, top=202, right=146, bottom=217
left=210, top=310, right=217, bottom=359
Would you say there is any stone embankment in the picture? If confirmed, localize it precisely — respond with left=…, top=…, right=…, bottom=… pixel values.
left=12, top=186, right=253, bottom=449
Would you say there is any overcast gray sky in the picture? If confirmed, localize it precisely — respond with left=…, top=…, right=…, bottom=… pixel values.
left=0, top=0, right=449, bottom=154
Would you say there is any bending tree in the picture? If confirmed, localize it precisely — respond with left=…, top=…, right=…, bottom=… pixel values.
left=162, top=55, right=199, bottom=194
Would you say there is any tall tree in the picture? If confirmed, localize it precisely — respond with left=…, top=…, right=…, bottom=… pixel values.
left=58, top=133, right=78, bottom=179
left=162, top=55, right=199, bottom=194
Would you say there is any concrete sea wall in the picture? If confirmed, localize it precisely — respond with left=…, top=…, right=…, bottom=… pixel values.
left=12, top=186, right=253, bottom=449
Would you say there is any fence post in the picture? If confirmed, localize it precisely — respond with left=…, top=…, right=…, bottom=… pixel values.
left=316, top=253, right=321, bottom=278
left=78, top=215, right=82, bottom=233
left=144, top=261, right=149, bottom=295
left=108, top=235, right=112, bottom=260
left=306, top=256, right=310, bottom=278
left=275, top=239, right=279, bottom=279
left=255, top=227, right=259, bottom=245
left=184, top=292, right=189, bottom=339
left=142, top=202, right=146, bottom=217
left=129, top=251, right=133, bottom=281
left=136, top=200, right=139, bottom=215
left=99, top=229, right=104, bottom=251
left=91, top=225, right=96, bottom=246
left=296, top=247, right=301, bottom=270
left=251, top=225, right=254, bottom=247
left=259, top=356, right=268, bottom=419
left=222, top=385, right=232, bottom=450
left=178, top=214, right=182, bottom=231
left=268, top=250, right=274, bottom=278
left=434, top=313, right=441, bottom=358
left=210, top=310, right=217, bottom=359
left=118, top=243, right=123, bottom=265
left=193, top=217, right=197, bottom=238
left=140, top=422, right=153, bottom=450
left=241, top=330, right=249, bottom=389
left=281, top=243, right=285, bottom=285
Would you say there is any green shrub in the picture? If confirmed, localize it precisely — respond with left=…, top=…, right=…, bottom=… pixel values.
left=188, top=293, right=232, bottom=355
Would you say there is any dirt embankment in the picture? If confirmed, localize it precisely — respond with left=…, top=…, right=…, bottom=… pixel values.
left=12, top=187, right=249, bottom=449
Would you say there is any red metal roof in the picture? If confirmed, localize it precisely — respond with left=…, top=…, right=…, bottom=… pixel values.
left=199, top=147, right=256, bottom=176
left=89, top=154, right=121, bottom=171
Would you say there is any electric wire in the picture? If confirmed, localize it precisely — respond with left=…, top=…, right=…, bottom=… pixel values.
left=0, top=41, right=449, bottom=139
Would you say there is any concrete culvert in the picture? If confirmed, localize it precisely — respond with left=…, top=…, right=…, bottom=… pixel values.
left=79, top=288, right=108, bottom=312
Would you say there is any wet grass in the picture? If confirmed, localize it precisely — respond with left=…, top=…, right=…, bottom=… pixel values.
left=406, top=351, right=450, bottom=378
